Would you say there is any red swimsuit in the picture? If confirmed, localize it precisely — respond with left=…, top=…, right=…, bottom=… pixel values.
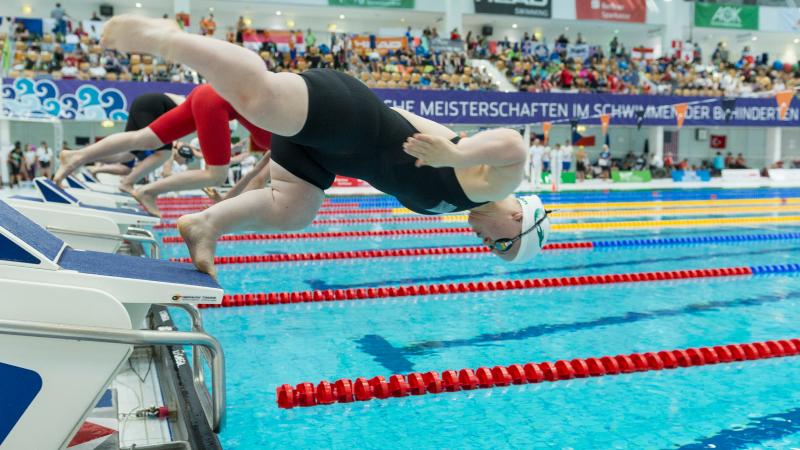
left=148, top=84, right=272, bottom=166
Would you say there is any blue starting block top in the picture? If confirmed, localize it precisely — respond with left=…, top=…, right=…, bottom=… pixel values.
left=0, top=199, right=218, bottom=289
left=30, top=178, right=153, bottom=217
left=0, top=200, right=65, bottom=262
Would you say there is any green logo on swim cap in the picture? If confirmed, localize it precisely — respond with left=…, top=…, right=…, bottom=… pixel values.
left=534, top=208, right=545, bottom=248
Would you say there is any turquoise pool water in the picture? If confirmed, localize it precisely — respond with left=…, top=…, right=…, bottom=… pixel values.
left=166, top=188, right=800, bottom=449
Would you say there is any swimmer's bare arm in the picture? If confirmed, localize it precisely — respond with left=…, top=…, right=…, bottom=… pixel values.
left=403, top=129, right=526, bottom=169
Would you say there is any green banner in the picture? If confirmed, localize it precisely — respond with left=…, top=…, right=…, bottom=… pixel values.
left=694, top=3, right=758, bottom=30
left=542, top=172, right=576, bottom=184
left=611, top=169, right=652, bottom=183
left=328, top=0, right=414, bottom=8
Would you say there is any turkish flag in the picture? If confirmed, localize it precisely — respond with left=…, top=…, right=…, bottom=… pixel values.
left=710, top=135, right=727, bottom=149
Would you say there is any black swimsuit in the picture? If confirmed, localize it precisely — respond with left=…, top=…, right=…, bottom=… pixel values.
left=271, top=69, right=487, bottom=215
left=125, top=93, right=177, bottom=159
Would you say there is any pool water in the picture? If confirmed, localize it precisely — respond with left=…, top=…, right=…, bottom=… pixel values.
left=164, top=188, right=800, bottom=449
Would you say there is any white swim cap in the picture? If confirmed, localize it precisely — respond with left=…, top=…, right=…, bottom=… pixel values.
left=510, top=195, right=551, bottom=264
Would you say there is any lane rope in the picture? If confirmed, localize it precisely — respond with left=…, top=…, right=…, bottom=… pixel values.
left=170, top=233, right=800, bottom=265
left=198, top=263, right=800, bottom=309
left=162, top=216, right=800, bottom=243
left=276, top=338, right=800, bottom=408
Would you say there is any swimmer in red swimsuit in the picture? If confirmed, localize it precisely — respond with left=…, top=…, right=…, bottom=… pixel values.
left=55, top=84, right=272, bottom=217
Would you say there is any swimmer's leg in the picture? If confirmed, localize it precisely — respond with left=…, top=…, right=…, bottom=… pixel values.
left=218, top=154, right=271, bottom=202
left=134, top=164, right=229, bottom=217
left=178, top=163, right=322, bottom=276
left=55, top=128, right=164, bottom=184
left=102, top=15, right=307, bottom=136
left=120, top=150, right=171, bottom=194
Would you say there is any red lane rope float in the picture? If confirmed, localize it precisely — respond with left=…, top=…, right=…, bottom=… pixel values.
left=199, top=265, right=762, bottom=309
left=276, top=338, right=800, bottom=408
left=163, top=227, right=473, bottom=243
left=172, top=242, right=590, bottom=265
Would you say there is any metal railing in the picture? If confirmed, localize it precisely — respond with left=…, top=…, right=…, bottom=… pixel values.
left=45, top=226, right=160, bottom=259
left=163, top=303, right=220, bottom=429
left=0, top=317, right=226, bottom=432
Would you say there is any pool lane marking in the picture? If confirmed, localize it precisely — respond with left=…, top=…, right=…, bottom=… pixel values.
left=200, top=263, right=800, bottom=309
left=161, top=216, right=800, bottom=243
left=275, top=338, right=800, bottom=408
left=358, top=290, right=800, bottom=373
left=678, top=406, right=800, bottom=450
left=171, top=232, right=800, bottom=265
left=154, top=198, right=800, bottom=223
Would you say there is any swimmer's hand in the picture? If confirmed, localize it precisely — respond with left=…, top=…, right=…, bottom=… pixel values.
left=403, top=134, right=463, bottom=168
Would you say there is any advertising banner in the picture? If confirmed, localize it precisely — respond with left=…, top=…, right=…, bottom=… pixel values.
left=332, top=176, right=371, bottom=188
left=474, top=0, right=552, bottom=18
left=351, top=36, right=407, bottom=51
left=721, top=169, right=761, bottom=180
left=430, top=38, right=465, bottom=53
left=377, top=90, right=800, bottom=127
left=575, top=0, right=646, bottom=23
left=566, top=44, right=591, bottom=61
left=5, top=78, right=800, bottom=128
left=768, top=169, right=800, bottom=182
left=611, top=169, right=652, bottom=183
left=671, top=170, right=711, bottom=182
left=328, top=0, right=414, bottom=8
left=694, top=3, right=758, bottom=30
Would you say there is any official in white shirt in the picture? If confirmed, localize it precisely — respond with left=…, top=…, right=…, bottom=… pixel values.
left=528, top=138, right=546, bottom=191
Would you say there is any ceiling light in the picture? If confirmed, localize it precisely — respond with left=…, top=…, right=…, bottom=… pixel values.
left=276, top=10, right=282, bottom=16
left=795, top=38, right=800, bottom=44
left=512, top=23, right=518, bottom=29
left=328, top=23, right=337, bottom=32
left=21, top=5, right=32, bottom=14
left=751, top=36, right=758, bottom=41
left=400, top=18, right=405, bottom=23
left=286, top=19, right=295, bottom=27
left=135, top=2, right=142, bottom=7
left=339, top=14, right=345, bottom=19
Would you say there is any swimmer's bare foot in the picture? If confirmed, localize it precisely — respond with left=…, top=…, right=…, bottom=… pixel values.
left=132, top=187, right=161, bottom=218
left=178, top=213, right=219, bottom=279
left=203, top=187, right=223, bottom=203
left=101, top=14, right=181, bottom=57
left=54, top=150, right=79, bottom=185
left=119, top=182, right=135, bottom=196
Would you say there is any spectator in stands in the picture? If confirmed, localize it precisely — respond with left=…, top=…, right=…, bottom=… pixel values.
left=236, top=17, right=246, bottom=43
left=623, top=151, right=636, bottom=170
left=199, top=15, right=215, bottom=36
left=724, top=152, right=734, bottom=168
left=677, top=158, right=689, bottom=170
left=7, top=142, right=25, bottom=187
left=712, top=151, right=725, bottom=176
left=610, top=36, right=618, bottom=55
left=23, top=144, right=38, bottom=180
left=37, top=141, right=53, bottom=179
left=575, top=146, right=588, bottom=182
left=51, top=3, right=68, bottom=37
left=598, top=145, right=611, bottom=180
left=734, top=153, right=747, bottom=169
left=663, top=152, right=674, bottom=171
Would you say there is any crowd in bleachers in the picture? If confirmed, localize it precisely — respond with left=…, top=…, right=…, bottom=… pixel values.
left=4, top=6, right=800, bottom=96
left=0, top=9, right=495, bottom=90
left=479, top=32, right=799, bottom=96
